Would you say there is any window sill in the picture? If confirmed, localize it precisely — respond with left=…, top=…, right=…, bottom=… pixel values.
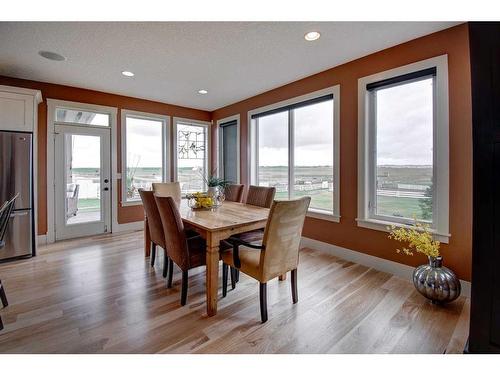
left=355, top=218, right=450, bottom=244
left=121, top=200, right=143, bottom=207
left=307, top=209, right=340, bottom=223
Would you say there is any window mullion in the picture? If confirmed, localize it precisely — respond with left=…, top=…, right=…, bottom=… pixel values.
left=432, top=75, right=438, bottom=227
left=288, top=109, right=294, bottom=200
left=162, top=119, right=167, bottom=182
left=368, top=91, right=377, bottom=218
left=219, top=126, right=224, bottom=180
left=255, top=119, right=259, bottom=185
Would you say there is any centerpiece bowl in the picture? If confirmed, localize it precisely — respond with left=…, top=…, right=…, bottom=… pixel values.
left=186, top=192, right=223, bottom=210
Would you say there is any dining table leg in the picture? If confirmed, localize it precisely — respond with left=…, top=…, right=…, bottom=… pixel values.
left=144, top=217, right=151, bottom=258
left=205, top=233, right=220, bottom=317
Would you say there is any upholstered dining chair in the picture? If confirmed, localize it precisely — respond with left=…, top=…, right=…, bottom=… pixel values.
left=154, top=195, right=230, bottom=305
left=245, top=185, right=276, bottom=208
left=139, top=190, right=171, bottom=278
left=152, top=182, right=182, bottom=207
left=0, top=194, right=18, bottom=331
left=223, top=185, right=276, bottom=286
left=223, top=184, right=244, bottom=203
left=221, top=197, right=311, bottom=323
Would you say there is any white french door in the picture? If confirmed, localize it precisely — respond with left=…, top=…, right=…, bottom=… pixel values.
left=54, top=124, right=111, bottom=240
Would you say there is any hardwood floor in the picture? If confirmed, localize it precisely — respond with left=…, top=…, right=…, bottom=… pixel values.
left=0, top=231, right=469, bottom=354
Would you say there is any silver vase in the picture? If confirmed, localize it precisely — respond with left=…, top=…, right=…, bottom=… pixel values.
left=412, top=256, right=461, bottom=304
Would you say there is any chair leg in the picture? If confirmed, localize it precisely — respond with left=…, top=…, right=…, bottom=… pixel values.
left=162, top=252, right=169, bottom=278
left=0, top=280, right=6, bottom=331
left=259, top=282, right=268, bottom=323
left=291, top=269, right=298, bottom=304
left=181, top=270, right=189, bottom=306
left=167, top=259, right=174, bottom=288
left=0, top=280, right=7, bottom=308
left=230, top=267, right=237, bottom=289
left=150, top=243, right=156, bottom=267
left=235, top=269, right=240, bottom=283
left=222, top=263, right=228, bottom=297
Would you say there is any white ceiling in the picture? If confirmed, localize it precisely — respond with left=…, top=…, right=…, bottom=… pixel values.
left=0, top=22, right=459, bottom=111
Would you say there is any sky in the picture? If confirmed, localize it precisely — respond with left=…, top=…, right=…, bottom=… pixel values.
left=257, top=78, right=433, bottom=167
left=70, top=118, right=207, bottom=180
left=71, top=78, right=433, bottom=170
left=71, top=134, right=101, bottom=168
left=71, top=117, right=164, bottom=169
left=257, top=100, right=334, bottom=167
left=126, top=117, right=163, bottom=169
left=376, top=77, right=433, bottom=166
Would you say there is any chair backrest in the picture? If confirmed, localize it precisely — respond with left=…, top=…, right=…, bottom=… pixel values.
left=138, top=190, right=165, bottom=248
left=259, top=197, right=311, bottom=282
left=152, top=182, right=181, bottom=207
left=154, top=195, right=190, bottom=271
left=245, top=186, right=276, bottom=208
left=67, top=183, right=79, bottom=199
left=73, top=184, right=80, bottom=198
left=0, top=194, right=19, bottom=246
left=224, top=184, right=244, bottom=202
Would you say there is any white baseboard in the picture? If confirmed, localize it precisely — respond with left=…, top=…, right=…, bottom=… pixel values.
left=37, top=222, right=143, bottom=245
left=300, top=236, right=471, bottom=298
left=37, top=234, right=47, bottom=246
left=112, top=221, right=143, bottom=233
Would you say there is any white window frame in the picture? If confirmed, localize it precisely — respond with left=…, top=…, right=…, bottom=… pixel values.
left=248, top=85, right=341, bottom=222
left=357, top=55, right=450, bottom=243
left=120, top=109, right=170, bottom=206
left=172, top=117, right=211, bottom=193
left=217, top=114, right=240, bottom=183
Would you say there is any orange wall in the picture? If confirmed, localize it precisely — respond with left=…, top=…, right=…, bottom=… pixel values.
left=0, top=76, right=211, bottom=235
left=211, top=24, right=472, bottom=280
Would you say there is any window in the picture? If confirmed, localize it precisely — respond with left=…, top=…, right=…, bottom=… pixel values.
left=56, top=108, right=110, bottom=127
left=218, top=116, right=239, bottom=184
left=357, top=55, right=449, bottom=242
left=174, top=118, right=210, bottom=194
left=121, top=111, right=169, bottom=204
left=249, top=86, right=340, bottom=219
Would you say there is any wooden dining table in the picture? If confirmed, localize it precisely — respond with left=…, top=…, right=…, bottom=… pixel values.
left=143, top=200, right=271, bottom=317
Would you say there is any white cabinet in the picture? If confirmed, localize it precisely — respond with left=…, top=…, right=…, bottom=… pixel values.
left=0, top=85, right=42, bottom=132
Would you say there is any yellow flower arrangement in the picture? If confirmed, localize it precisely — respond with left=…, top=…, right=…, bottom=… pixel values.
left=388, top=219, right=440, bottom=258
left=190, top=192, right=215, bottom=209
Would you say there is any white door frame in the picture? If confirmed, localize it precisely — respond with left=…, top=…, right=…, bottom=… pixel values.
left=54, top=124, right=111, bottom=240
left=47, top=99, right=118, bottom=243
left=216, top=114, right=240, bottom=183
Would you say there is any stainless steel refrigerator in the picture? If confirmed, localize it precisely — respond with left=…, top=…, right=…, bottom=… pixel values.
left=0, top=130, right=34, bottom=261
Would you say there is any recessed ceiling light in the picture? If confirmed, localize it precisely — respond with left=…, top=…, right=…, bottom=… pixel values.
left=304, top=31, right=321, bottom=41
left=38, top=50, right=66, bottom=61
left=121, top=71, right=135, bottom=77
left=198, top=89, right=208, bottom=94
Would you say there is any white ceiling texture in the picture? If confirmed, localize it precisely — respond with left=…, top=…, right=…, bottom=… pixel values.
left=0, top=22, right=459, bottom=111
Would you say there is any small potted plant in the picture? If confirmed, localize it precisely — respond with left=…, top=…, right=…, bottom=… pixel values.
left=389, top=220, right=461, bottom=304
left=200, top=171, right=229, bottom=198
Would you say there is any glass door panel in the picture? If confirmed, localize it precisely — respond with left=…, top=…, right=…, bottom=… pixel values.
left=65, top=134, right=102, bottom=225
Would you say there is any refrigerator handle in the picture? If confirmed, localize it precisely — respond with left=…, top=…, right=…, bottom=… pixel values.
left=10, top=211, right=29, bottom=217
